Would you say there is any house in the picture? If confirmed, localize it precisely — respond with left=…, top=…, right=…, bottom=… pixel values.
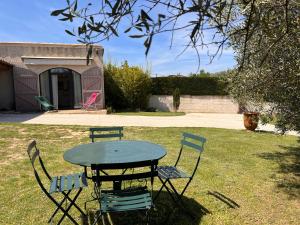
left=0, top=42, right=104, bottom=111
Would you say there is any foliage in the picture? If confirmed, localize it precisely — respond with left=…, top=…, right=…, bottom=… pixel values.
left=229, top=0, right=300, bottom=133
left=189, top=70, right=211, bottom=78
left=151, top=76, right=228, bottom=95
left=104, top=61, right=152, bottom=110
left=51, top=1, right=296, bottom=68
left=173, top=88, right=180, bottom=112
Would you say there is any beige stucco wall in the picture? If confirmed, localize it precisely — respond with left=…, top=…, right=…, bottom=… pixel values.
left=149, top=95, right=240, bottom=113
left=0, top=42, right=104, bottom=111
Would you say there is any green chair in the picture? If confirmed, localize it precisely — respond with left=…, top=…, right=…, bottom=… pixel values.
left=91, top=160, right=158, bottom=224
left=154, top=132, right=206, bottom=208
left=89, top=127, right=123, bottom=142
left=27, top=140, right=87, bottom=225
left=35, top=96, right=55, bottom=111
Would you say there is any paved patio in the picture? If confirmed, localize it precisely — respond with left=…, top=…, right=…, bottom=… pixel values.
left=0, top=112, right=298, bottom=136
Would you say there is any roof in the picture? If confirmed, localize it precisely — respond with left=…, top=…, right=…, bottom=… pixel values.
left=0, top=58, right=13, bottom=67
left=0, top=42, right=103, bottom=49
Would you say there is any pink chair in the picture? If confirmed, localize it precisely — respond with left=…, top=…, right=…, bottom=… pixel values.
left=82, top=92, right=100, bottom=110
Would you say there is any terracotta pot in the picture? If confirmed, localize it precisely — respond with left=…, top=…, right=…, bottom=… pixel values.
left=243, top=112, right=259, bottom=131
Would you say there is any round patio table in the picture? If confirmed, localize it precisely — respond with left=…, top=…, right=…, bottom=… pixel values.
left=64, top=140, right=167, bottom=167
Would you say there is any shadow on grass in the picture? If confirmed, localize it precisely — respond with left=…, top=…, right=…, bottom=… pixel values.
left=257, top=143, right=300, bottom=198
left=207, top=191, right=240, bottom=209
left=83, top=190, right=208, bottom=225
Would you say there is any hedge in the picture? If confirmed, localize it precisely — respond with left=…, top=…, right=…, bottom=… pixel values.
left=151, top=76, right=228, bottom=95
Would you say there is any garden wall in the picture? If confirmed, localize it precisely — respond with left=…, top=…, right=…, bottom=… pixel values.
left=149, top=95, right=240, bottom=113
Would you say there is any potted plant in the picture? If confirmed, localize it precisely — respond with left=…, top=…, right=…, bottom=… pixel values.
left=240, top=102, right=260, bottom=131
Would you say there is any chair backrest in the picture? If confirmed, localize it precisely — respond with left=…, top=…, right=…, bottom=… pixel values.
left=83, top=92, right=99, bottom=107
left=35, top=96, right=54, bottom=109
left=27, top=140, right=52, bottom=194
left=91, top=160, right=158, bottom=184
left=175, top=132, right=206, bottom=177
left=89, top=127, right=123, bottom=142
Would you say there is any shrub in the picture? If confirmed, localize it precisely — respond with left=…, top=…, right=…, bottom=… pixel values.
left=173, top=88, right=180, bottom=112
left=151, top=76, right=228, bottom=95
left=104, top=61, right=152, bottom=110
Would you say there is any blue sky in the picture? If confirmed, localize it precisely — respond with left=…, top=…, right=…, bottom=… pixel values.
left=0, top=0, right=236, bottom=76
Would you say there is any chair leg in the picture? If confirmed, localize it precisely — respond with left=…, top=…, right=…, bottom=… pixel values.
left=46, top=193, right=80, bottom=225
left=155, top=177, right=177, bottom=204
left=48, top=190, right=72, bottom=223
left=62, top=191, right=86, bottom=215
left=153, top=177, right=168, bottom=202
left=156, top=177, right=196, bottom=220
left=57, top=188, right=83, bottom=225
left=166, top=180, right=196, bottom=220
left=92, top=211, right=103, bottom=225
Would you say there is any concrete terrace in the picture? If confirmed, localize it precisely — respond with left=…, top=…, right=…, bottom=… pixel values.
left=0, top=112, right=298, bottom=136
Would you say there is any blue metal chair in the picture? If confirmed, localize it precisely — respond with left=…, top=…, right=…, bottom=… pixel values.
left=91, top=160, right=158, bottom=225
left=89, top=127, right=123, bottom=142
left=27, top=140, right=87, bottom=225
left=154, top=132, right=206, bottom=207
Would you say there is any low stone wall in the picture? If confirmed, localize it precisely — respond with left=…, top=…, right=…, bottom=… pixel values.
left=149, top=95, right=240, bottom=113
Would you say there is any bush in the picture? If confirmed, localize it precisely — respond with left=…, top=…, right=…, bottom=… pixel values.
left=151, top=76, right=228, bottom=95
left=104, top=61, right=152, bottom=110
left=173, top=88, right=180, bottom=112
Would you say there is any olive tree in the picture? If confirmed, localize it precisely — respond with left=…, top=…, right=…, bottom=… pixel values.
left=229, top=0, right=300, bottom=133
left=51, top=0, right=297, bottom=69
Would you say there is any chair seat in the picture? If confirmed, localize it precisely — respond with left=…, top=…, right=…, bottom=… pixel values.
left=158, top=166, right=190, bottom=179
left=100, top=188, right=152, bottom=213
left=49, top=172, right=88, bottom=194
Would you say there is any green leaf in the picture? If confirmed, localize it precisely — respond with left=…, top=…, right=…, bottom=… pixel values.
left=145, top=35, right=153, bottom=55
left=73, top=0, right=78, bottom=11
left=124, top=27, right=132, bottom=33
left=51, top=9, right=66, bottom=16
left=190, top=23, right=200, bottom=39
left=87, top=23, right=101, bottom=32
left=141, top=10, right=153, bottom=21
left=112, top=0, right=121, bottom=15
left=109, top=25, right=119, bottom=36
left=59, top=18, right=70, bottom=21
left=90, top=16, right=94, bottom=24
left=129, top=35, right=145, bottom=38
left=65, top=29, right=75, bottom=36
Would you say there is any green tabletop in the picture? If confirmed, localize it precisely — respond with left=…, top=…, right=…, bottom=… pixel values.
left=64, top=140, right=166, bottom=167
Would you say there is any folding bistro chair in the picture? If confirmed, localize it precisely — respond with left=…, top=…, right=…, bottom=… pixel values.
left=154, top=132, right=206, bottom=208
left=91, top=160, right=158, bottom=225
left=27, top=140, right=87, bottom=225
left=84, top=127, right=124, bottom=209
left=35, top=96, right=55, bottom=111
left=89, top=127, right=123, bottom=142
left=82, top=92, right=100, bottom=110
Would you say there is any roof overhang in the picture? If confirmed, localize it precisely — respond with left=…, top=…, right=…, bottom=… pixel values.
left=0, top=58, right=13, bottom=69
left=21, top=56, right=93, bottom=66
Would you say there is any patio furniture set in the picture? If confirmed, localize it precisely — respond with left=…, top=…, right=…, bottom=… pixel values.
left=27, top=127, right=206, bottom=224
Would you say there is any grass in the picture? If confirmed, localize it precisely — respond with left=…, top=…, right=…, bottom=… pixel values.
left=0, top=123, right=299, bottom=225
left=112, top=111, right=185, bottom=116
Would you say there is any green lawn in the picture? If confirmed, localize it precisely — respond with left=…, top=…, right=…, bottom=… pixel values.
left=0, top=123, right=299, bottom=225
left=112, top=111, right=185, bottom=116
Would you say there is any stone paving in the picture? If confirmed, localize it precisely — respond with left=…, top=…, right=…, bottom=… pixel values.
left=0, top=112, right=298, bottom=136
